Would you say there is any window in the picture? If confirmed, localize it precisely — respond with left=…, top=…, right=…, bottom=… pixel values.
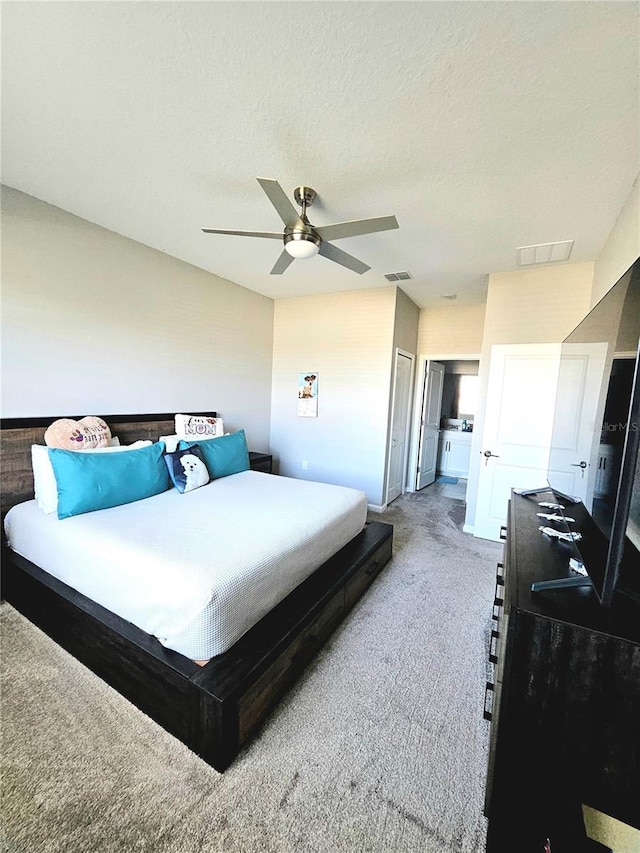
left=458, top=375, right=479, bottom=417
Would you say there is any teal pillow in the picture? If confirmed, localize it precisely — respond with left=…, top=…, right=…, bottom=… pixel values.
left=178, top=429, right=249, bottom=479
left=49, top=442, right=171, bottom=520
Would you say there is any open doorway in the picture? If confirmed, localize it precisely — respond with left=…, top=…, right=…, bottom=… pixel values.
left=412, top=358, right=480, bottom=502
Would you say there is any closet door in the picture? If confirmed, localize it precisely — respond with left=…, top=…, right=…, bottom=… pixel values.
left=385, top=350, right=414, bottom=505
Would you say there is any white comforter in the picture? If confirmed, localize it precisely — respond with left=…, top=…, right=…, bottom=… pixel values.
left=4, top=471, right=367, bottom=659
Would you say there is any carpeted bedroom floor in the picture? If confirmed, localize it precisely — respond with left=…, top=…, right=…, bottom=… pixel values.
left=0, top=487, right=503, bottom=853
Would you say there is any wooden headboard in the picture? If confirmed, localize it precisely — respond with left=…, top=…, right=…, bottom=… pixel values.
left=0, top=412, right=217, bottom=518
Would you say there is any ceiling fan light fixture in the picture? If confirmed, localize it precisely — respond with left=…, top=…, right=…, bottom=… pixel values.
left=284, top=231, right=321, bottom=259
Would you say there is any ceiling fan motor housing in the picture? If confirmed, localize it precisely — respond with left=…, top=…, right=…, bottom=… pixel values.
left=293, top=186, right=317, bottom=207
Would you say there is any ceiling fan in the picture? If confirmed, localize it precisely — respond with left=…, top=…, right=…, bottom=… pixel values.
left=202, top=178, right=399, bottom=275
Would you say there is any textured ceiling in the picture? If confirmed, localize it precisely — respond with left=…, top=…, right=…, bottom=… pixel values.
left=2, top=2, right=638, bottom=309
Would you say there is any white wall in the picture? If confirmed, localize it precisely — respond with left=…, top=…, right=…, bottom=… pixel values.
left=1, top=187, right=274, bottom=450
left=270, top=286, right=411, bottom=505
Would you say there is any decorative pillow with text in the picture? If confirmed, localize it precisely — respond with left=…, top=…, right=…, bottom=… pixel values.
left=174, top=414, right=224, bottom=440
left=44, top=416, right=111, bottom=451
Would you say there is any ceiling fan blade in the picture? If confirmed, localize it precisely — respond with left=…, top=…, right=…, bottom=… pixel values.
left=270, top=250, right=295, bottom=275
left=201, top=228, right=283, bottom=239
left=318, top=241, right=370, bottom=275
left=256, top=178, right=303, bottom=229
left=315, top=215, right=399, bottom=242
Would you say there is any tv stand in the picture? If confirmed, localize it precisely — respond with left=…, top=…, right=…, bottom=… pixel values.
left=484, top=491, right=640, bottom=852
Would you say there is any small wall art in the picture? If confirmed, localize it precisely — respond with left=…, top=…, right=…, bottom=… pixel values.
left=297, top=372, right=318, bottom=417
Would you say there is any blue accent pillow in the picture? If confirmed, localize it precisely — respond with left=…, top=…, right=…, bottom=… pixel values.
left=164, top=444, right=210, bottom=494
left=178, top=429, right=250, bottom=479
left=49, top=441, right=171, bottom=520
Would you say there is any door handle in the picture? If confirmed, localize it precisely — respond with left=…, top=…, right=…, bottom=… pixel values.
left=483, top=450, right=500, bottom=466
left=571, top=459, right=587, bottom=479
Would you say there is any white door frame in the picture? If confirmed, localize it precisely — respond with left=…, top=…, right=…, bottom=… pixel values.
left=384, top=348, right=415, bottom=506
left=407, top=353, right=480, bottom=492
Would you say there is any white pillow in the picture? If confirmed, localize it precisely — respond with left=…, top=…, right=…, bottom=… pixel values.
left=31, top=441, right=153, bottom=515
left=159, top=434, right=180, bottom=453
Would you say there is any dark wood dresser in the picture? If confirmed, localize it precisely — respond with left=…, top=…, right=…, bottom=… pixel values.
left=484, top=491, right=640, bottom=852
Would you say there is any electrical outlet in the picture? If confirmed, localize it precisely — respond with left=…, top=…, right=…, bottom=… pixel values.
left=302, top=460, right=308, bottom=470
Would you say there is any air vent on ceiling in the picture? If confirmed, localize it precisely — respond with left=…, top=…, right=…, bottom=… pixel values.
left=384, top=271, right=413, bottom=281
left=516, top=240, right=574, bottom=266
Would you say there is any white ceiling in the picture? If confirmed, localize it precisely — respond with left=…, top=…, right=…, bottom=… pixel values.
left=2, top=2, right=638, bottom=309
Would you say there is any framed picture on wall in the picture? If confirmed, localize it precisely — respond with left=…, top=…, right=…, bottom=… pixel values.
left=297, top=372, right=318, bottom=417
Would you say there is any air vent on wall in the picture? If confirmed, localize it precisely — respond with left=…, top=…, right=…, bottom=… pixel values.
left=384, top=271, right=413, bottom=281
left=516, top=240, right=574, bottom=266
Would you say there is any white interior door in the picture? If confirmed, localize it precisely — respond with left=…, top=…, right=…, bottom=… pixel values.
left=416, top=360, right=445, bottom=490
left=386, top=351, right=414, bottom=505
left=546, top=342, right=610, bottom=510
left=474, top=344, right=561, bottom=541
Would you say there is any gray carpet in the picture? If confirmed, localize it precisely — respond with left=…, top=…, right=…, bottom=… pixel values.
left=1, top=488, right=503, bottom=853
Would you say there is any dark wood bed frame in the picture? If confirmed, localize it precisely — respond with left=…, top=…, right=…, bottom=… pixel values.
left=0, top=412, right=393, bottom=771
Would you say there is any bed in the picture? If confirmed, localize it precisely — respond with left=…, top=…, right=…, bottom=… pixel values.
left=0, top=412, right=393, bottom=771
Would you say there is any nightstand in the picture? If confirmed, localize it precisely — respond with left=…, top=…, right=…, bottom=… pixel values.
left=248, top=451, right=273, bottom=474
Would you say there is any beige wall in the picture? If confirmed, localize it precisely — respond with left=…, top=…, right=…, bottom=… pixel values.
left=592, top=174, right=640, bottom=305
left=270, top=286, right=415, bottom=506
left=482, top=262, right=594, bottom=346
left=417, top=302, right=485, bottom=356
left=1, top=187, right=274, bottom=449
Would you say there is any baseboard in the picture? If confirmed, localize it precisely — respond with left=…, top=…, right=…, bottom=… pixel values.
left=463, top=523, right=475, bottom=535
left=367, top=503, right=387, bottom=513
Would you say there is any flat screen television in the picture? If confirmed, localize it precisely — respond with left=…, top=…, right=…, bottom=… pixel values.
left=540, top=256, right=640, bottom=606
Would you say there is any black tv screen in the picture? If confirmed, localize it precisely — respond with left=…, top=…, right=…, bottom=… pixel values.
left=546, top=257, right=640, bottom=605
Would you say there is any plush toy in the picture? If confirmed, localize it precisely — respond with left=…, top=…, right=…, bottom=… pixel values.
left=44, top=416, right=111, bottom=451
